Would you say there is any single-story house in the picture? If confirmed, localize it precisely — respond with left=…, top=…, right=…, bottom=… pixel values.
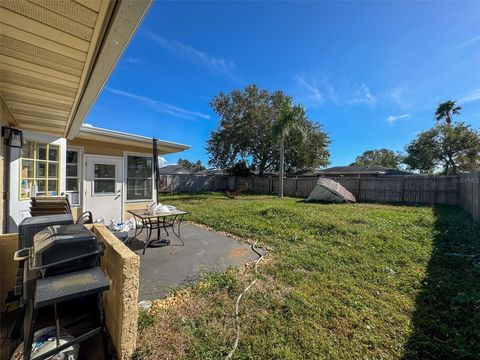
left=157, top=164, right=192, bottom=175
left=0, top=0, right=189, bottom=233
left=298, top=165, right=411, bottom=177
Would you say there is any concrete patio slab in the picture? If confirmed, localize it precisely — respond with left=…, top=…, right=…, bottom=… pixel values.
left=127, top=224, right=258, bottom=301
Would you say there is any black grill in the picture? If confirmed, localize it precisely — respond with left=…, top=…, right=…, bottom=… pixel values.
left=30, top=224, right=103, bottom=277
left=19, top=214, right=74, bottom=249
left=10, top=218, right=109, bottom=360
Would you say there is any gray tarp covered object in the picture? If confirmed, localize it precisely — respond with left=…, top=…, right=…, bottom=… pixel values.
left=307, top=178, right=356, bottom=203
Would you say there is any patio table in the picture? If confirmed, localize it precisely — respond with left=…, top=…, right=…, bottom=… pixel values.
left=126, top=209, right=188, bottom=254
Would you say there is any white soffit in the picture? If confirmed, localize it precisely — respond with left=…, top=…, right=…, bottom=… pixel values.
left=0, top=0, right=152, bottom=138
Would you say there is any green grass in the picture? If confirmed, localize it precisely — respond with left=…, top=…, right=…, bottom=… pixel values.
left=138, top=193, right=480, bottom=359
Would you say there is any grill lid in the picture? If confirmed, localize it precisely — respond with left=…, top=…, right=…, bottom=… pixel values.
left=31, top=224, right=101, bottom=273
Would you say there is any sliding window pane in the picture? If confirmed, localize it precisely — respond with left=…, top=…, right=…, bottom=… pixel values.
left=127, top=179, right=152, bottom=200
left=66, top=150, right=78, bottom=164
left=66, top=178, right=79, bottom=192
left=66, top=164, right=77, bottom=177
left=127, top=156, right=152, bottom=178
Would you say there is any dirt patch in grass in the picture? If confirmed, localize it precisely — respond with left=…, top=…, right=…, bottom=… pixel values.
left=136, top=291, right=205, bottom=359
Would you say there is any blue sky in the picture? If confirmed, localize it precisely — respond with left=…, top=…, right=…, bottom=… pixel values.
left=86, top=1, right=480, bottom=167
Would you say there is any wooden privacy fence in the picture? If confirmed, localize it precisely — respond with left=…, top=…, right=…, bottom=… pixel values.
left=459, top=171, right=480, bottom=222
left=159, top=171, right=480, bottom=221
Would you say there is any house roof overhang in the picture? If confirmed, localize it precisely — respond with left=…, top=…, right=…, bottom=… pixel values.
left=76, top=125, right=191, bottom=154
left=0, top=0, right=152, bottom=138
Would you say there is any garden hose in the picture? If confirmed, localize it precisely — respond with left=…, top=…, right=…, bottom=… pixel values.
left=225, top=240, right=265, bottom=360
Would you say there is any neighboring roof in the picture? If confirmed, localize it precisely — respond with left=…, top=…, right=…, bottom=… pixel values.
left=76, top=125, right=190, bottom=154
left=0, top=0, right=152, bottom=138
left=157, top=165, right=191, bottom=175
left=316, top=165, right=411, bottom=176
left=194, top=168, right=225, bottom=176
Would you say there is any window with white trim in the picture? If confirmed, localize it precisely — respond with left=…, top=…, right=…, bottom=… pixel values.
left=65, top=150, right=80, bottom=206
left=20, top=140, right=60, bottom=200
left=126, top=155, right=152, bottom=201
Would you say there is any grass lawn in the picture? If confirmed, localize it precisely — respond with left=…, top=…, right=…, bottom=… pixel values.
left=135, top=193, right=480, bottom=359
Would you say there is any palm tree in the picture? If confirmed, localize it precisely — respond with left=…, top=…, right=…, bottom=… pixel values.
left=435, top=100, right=462, bottom=125
left=272, top=100, right=305, bottom=198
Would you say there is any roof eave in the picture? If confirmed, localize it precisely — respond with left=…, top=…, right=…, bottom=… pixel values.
left=78, top=125, right=190, bottom=151
left=66, top=0, right=153, bottom=139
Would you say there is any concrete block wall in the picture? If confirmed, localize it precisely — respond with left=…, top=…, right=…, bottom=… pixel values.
left=0, top=233, right=18, bottom=312
left=89, top=224, right=140, bottom=359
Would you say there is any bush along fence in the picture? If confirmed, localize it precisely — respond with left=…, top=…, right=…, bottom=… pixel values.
left=159, top=171, right=480, bottom=222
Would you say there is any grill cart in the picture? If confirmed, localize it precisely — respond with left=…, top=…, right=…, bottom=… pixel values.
left=12, top=223, right=109, bottom=360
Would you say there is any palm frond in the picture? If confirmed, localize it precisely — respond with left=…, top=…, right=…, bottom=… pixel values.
left=272, top=102, right=307, bottom=143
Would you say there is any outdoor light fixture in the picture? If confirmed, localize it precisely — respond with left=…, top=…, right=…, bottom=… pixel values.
left=1, top=126, right=23, bottom=148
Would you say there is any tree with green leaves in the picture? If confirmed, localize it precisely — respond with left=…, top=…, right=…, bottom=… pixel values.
left=435, top=100, right=462, bottom=125
left=272, top=100, right=306, bottom=197
left=177, top=159, right=206, bottom=172
left=350, top=148, right=403, bottom=168
left=207, top=84, right=330, bottom=176
left=404, top=123, right=480, bottom=174
left=225, top=160, right=254, bottom=177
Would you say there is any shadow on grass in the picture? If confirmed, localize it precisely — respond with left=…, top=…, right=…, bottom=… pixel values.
left=404, top=205, right=480, bottom=359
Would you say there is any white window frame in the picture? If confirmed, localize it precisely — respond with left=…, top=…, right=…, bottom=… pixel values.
left=65, top=146, right=83, bottom=207
left=124, top=151, right=155, bottom=203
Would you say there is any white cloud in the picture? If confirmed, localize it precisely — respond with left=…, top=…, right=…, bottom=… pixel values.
left=295, top=74, right=323, bottom=104
left=457, top=89, right=480, bottom=105
left=147, top=32, right=236, bottom=80
left=106, top=87, right=210, bottom=120
left=351, top=83, right=376, bottom=105
left=293, top=74, right=377, bottom=108
left=389, top=87, right=407, bottom=106
left=386, top=113, right=410, bottom=124
left=158, top=156, right=168, bottom=167
left=83, top=123, right=94, bottom=127
left=123, top=57, right=145, bottom=64
left=455, top=34, right=480, bottom=49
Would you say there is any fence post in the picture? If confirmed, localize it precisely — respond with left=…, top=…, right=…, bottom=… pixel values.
left=401, top=177, right=405, bottom=203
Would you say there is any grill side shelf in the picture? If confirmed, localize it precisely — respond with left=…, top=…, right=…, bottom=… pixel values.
left=34, top=267, right=109, bottom=308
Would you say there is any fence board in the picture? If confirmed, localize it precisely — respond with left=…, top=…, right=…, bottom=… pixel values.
left=459, top=171, right=480, bottom=222
left=159, top=172, right=479, bottom=221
